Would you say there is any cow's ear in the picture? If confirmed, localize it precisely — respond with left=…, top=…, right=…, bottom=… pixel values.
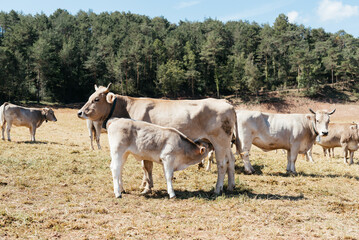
left=94, top=84, right=98, bottom=91
left=41, top=108, right=48, bottom=115
left=106, top=92, right=116, bottom=104
left=306, top=114, right=313, bottom=121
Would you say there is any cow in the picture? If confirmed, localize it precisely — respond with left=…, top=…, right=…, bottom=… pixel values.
left=235, top=109, right=335, bottom=174
left=306, top=123, right=359, bottom=164
left=107, top=117, right=213, bottom=198
left=87, top=119, right=103, bottom=150
left=0, top=102, right=57, bottom=142
left=77, top=84, right=238, bottom=194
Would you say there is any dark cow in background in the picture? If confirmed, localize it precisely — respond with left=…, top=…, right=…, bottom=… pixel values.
left=235, top=109, right=335, bottom=174
left=0, top=102, right=57, bottom=142
left=77, top=84, right=238, bottom=194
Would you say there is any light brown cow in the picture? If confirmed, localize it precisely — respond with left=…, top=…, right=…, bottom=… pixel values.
left=0, top=102, right=57, bottom=142
left=307, top=123, right=359, bottom=164
left=107, top=117, right=213, bottom=198
left=235, top=109, right=335, bottom=174
left=87, top=119, right=103, bottom=150
left=77, top=84, right=238, bottom=194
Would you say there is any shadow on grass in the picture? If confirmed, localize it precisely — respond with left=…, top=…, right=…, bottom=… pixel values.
left=16, top=140, right=62, bottom=145
left=235, top=164, right=264, bottom=175
left=269, top=171, right=359, bottom=181
left=143, top=188, right=305, bottom=201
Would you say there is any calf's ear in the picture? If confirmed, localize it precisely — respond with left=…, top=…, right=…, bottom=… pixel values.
left=199, top=147, right=206, bottom=155
left=106, top=92, right=116, bottom=104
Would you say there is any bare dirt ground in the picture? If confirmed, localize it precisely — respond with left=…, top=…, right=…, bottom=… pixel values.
left=1, top=98, right=359, bottom=239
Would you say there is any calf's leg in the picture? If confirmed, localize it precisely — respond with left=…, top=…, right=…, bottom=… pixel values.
left=110, top=151, right=128, bottom=198
left=162, top=157, right=175, bottom=199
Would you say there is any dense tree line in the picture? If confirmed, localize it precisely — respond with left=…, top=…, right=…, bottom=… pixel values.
left=0, top=10, right=358, bottom=103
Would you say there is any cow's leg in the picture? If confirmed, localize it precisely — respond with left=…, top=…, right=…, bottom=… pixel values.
left=94, top=121, right=102, bottom=150
left=349, top=151, right=354, bottom=165
left=237, top=131, right=255, bottom=174
left=306, top=147, right=314, bottom=162
left=286, top=147, right=299, bottom=174
left=226, top=150, right=236, bottom=191
left=141, top=160, right=153, bottom=194
left=1, top=121, right=5, bottom=140
left=330, top=148, right=334, bottom=158
left=30, top=125, right=36, bottom=142
left=342, top=145, right=348, bottom=163
left=205, top=150, right=214, bottom=172
left=87, top=120, right=95, bottom=150
left=6, top=121, right=12, bottom=141
left=110, top=151, right=128, bottom=198
left=213, top=147, right=227, bottom=194
left=162, top=157, right=175, bottom=199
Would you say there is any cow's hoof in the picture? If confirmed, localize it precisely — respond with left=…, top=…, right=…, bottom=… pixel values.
left=115, top=193, right=122, bottom=198
left=141, top=188, right=152, bottom=195
left=169, top=195, right=176, bottom=199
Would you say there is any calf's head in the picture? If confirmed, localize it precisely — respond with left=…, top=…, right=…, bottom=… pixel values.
left=42, top=108, right=57, bottom=122
left=309, top=108, right=335, bottom=136
left=77, top=83, right=114, bottom=121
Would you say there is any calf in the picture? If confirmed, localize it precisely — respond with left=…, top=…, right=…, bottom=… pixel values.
left=0, top=102, right=57, bottom=142
left=87, top=119, right=103, bottom=150
left=107, top=117, right=213, bottom=199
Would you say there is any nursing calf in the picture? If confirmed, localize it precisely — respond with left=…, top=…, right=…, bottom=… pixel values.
left=107, top=117, right=213, bottom=199
left=0, top=102, right=57, bottom=141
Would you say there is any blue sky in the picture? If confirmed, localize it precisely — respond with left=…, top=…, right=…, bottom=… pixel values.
left=1, top=0, right=359, bottom=37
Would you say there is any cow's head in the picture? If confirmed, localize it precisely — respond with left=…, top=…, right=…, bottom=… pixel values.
left=309, top=108, right=336, bottom=136
left=42, top=108, right=57, bottom=122
left=77, top=83, right=114, bottom=121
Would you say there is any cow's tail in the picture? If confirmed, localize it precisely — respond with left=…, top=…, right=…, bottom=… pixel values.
left=0, top=102, right=8, bottom=128
left=233, top=110, right=243, bottom=159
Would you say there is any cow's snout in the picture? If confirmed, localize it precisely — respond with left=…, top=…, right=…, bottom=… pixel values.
left=77, top=111, right=83, bottom=118
left=322, top=131, right=328, bottom=136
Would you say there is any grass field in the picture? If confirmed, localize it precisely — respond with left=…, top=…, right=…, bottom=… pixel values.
left=1, top=107, right=359, bottom=239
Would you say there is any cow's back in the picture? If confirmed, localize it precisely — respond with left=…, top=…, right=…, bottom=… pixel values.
left=4, top=104, right=39, bottom=127
left=127, top=98, right=235, bottom=139
left=236, top=110, right=311, bottom=151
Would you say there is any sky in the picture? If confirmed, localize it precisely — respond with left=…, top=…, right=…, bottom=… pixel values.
left=1, top=0, right=359, bottom=37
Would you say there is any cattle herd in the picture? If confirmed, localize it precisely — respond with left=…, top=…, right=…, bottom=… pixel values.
left=1, top=83, right=358, bottom=199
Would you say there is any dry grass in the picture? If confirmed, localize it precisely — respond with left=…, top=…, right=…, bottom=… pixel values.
left=1, top=107, right=359, bottom=239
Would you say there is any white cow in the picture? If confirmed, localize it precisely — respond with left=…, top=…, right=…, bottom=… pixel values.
left=235, top=109, right=335, bottom=174
left=0, top=102, right=57, bottom=141
left=107, top=117, right=213, bottom=198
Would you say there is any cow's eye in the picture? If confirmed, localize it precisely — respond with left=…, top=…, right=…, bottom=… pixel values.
left=94, top=98, right=99, bottom=102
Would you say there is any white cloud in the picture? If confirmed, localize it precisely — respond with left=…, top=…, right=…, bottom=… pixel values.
left=175, top=1, right=200, bottom=10
left=287, top=11, right=299, bottom=23
left=317, top=0, right=359, bottom=21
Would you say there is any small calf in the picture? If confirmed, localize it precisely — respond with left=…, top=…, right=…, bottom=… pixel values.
left=107, top=117, right=213, bottom=199
left=0, top=102, right=57, bottom=142
left=87, top=119, right=103, bottom=150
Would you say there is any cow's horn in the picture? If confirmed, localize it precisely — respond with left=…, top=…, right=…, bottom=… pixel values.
left=309, top=108, right=316, bottom=114
left=94, top=84, right=98, bottom=90
left=106, top=83, right=112, bottom=90
left=328, top=109, right=336, bottom=115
